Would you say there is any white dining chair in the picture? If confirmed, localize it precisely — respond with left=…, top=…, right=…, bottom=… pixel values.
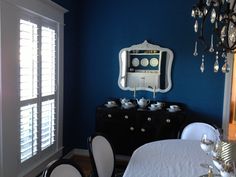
left=88, top=133, right=123, bottom=177
left=180, top=122, right=221, bottom=142
left=42, top=158, right=84, bottom=177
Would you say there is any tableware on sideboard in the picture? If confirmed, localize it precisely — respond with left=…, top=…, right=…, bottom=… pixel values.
left=166, top=105, right=181, bottom=112
left=105, top=100, right=117, bottom=108
left=166, top=107, right=181, bottom=112
left=150, top=104, right=158, bottom=108
left=107, top=100, right=116, bottom=105
left=120, top=98, right=129, bottom=105
left=136, top=97, right=150, bottom=108
left=170, top=105, right=179, bottom=110
left=122, top=102, right=135, bottom=109
left=148, top=104, right=161, bottom=111
left=156, top=102, right=164, bottom=107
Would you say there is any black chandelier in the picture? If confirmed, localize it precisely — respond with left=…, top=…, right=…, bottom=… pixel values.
left=191, top=0, right=236, bottom=73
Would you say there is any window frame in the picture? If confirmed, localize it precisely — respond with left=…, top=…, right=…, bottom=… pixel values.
left=0, top=0, right=66, bottom=176
left=18, top=12, right=59, bottom=167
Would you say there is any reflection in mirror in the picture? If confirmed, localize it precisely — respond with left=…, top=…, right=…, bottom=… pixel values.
left=118, top=40, right=174, bottom=93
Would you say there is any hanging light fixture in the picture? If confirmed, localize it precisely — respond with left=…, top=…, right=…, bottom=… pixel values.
left=191, top=0, right=235, bottom=73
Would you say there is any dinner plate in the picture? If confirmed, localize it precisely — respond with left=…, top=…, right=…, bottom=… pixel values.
left=132, top=58, right=139, bottom=67
left=166, top=108, right=181, bottom=112
left=150, top=58, right=159, bottom=67
left=105, top=103, right=118, bottom=108
left=148, top=106, right=161, bottom=111
left=122, top=104, right=135, bottom=109
left=140, top=58, right=149, bottom=67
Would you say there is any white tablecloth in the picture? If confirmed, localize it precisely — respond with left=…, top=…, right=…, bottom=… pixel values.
left=123, top=139, right=216, bottom=177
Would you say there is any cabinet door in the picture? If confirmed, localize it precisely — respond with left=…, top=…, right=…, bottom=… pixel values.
left=116, top=110, right=136, bottom=154
left=159, top=112, right=185, bottom=139
left=135, top=111, right=162, bottom=148
left=96, top=107, right=136, bottom=155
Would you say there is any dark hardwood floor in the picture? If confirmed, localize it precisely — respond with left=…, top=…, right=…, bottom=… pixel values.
left=71, top=155, right=93, bottom=177
left=71, top=154, right=129, bottom=177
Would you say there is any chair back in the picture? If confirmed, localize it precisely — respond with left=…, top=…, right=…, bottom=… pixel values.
left=43, top=158, right=84, bottom=177
left=180, top=122, right=220, bottom=142
left=88, top=134, right=115, bottom=177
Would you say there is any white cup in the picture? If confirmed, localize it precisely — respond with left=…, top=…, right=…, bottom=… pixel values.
left=151, top=104, right=158, bottom=108
left=156, top=102, right=163, bottom=107
left=170, top=105, right=179, bottom=110
left=120, top=98, right=129, bottom=104
left=125, top=102, right=133, bottom=106
left=108, top=101, right=116, bottom=105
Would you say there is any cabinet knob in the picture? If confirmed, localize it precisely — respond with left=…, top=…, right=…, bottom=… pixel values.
left=130, top=127, right=134, bottom=131
left=107, top=114, right=112, bottom=118
left=166, top=118, right=171, bottom=123
left=124, top=115, right=129, bottom=119
left=147, top=117, right=152, bottom=121
left=141, top=128, right=146, bottom=132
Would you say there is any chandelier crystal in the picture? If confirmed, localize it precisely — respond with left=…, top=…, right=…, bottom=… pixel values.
left=191, top=0, right=235, bottom=73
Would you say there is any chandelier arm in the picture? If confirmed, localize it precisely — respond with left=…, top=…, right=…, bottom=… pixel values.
left=218, top=18, right=236, bottom=51
left=199, top=16, right=209, bottom=51
left=229, top=21, right=236, bottom=50
left=231, top=0, right=236, bottom=12
left=226, top=21, right=230, bottom=49
left=214, top=2, right=222, bottom=46
left=198, top=4, right=214, bottom=51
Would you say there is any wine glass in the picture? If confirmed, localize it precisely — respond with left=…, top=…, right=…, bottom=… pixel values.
left=200, top=134, right=216, bottom=174
left=200, top=134, right=214, bottom=155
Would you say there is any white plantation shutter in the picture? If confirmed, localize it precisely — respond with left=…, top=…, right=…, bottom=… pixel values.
left=41, top=26, right=56, bottom=96
left=20, top=104, right=38, bottom=162
left=41, top=99, right=55, bottom=150
left=20, top=19, right=38, bottom=101
left=19, top=19, right=57, bottom=163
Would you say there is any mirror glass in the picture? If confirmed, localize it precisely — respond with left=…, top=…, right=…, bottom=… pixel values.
left=118, top=40, right=173, bottom=93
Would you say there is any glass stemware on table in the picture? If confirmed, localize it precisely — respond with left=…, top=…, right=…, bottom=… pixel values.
left=200, top=134, right=236, bottom=177
left=200, top=134, right=215, bottom=155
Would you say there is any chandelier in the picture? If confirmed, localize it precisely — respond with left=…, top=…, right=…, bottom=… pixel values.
left=191, top=0, right=236, bottom=73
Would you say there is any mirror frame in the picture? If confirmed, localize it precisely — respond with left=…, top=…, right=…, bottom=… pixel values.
left=118, top=40, right=174, bottom=93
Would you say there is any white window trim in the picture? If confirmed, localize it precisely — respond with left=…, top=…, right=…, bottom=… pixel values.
left=0, top=0, right=67, bottom=177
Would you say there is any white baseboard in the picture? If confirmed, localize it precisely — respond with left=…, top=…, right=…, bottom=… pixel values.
left=64, top=148, right=130, bottom=161
left=64, top=148, right=89, bottom=159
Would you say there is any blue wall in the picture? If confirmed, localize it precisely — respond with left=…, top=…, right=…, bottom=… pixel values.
left=53, top=0, right=225, bottom=151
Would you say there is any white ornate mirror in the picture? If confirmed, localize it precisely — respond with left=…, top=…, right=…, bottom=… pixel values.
left=118, top=40, right=173, bottom=93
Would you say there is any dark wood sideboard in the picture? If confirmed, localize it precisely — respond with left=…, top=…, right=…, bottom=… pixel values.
left=96, top=101, right=186, bottom=155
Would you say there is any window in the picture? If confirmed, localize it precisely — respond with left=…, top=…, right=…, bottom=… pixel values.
left=0, top=1, right=66, bottom=176
left=19, top=19, right=57, bottom=163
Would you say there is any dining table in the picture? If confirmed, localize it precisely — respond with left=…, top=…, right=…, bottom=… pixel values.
left=122, top=139, right=218, bottom=177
